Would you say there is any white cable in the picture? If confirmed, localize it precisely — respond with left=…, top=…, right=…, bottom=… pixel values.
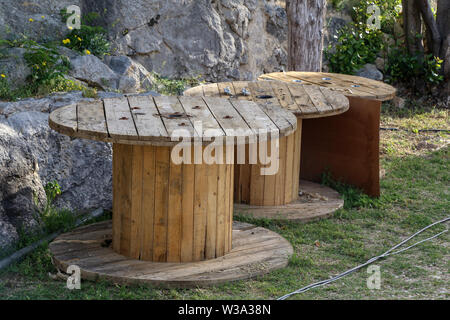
left=278, top=216, right=450, bottom=300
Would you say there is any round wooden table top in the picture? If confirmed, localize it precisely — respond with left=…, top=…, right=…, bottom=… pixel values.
left=184, top=80, right=349, bottom=119
left=49, top=94, right=297, bottom=146
left=258, top=72, right=397, bottom=101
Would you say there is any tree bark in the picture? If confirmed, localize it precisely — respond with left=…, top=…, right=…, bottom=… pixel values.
left=402, top=0, right=424, bottom=57
left=286, top=0, right=326, bottom=72
left=436, top=0, right=449, bottom=79
left=414, top=0, right=442, bottom=57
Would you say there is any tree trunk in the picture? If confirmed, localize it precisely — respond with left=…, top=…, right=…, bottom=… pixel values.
left=286, top=0, right=326, bottom=72
left=436, top=0, right=449, bottom=79
left=402, top=0, right=424, bottom=57
left=415, top=0, right=442, bottom=57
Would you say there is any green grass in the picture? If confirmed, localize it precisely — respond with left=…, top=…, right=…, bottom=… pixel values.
left=0, top=104, right=448, bottom=300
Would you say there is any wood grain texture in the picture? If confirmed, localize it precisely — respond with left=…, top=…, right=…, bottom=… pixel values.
left=112, top=143, right=233, bottom=262
left=50, top=220, right=293, bottom=288
left=49, top=95, right=293, bottom=145
left=259, top=72, right=396, bottom=101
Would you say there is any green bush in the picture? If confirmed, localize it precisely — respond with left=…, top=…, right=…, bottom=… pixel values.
left=385, top=47, right=444, bottom=86
left=61, top=10, right=110, bottom=57
left=325, top=25, right=383, bottom=74
left=351, top=0, right=401, bottom=35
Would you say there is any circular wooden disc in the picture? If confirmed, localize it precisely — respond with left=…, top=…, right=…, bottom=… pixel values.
left=184, top=80, right=349, bottom=119
left=49, top=95, right=296, bottom=146
left=234, top=180, right=343, bottom=222
left=49, top=220, right=293, bottom=288
left=259, top=72, right=396, bottom=101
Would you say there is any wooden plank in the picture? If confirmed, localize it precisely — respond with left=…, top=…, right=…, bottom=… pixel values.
left=319, top=86, right=350, bottom=112
left=49, top=104, right=77, bottom=136
left=127, top=95, right=168, bottom=141
left=303, top=85, right=334, bottom=114
left=193, top=155, right=208, bottom=261
left=181, top=148, right=195, bottom=262
left=77, top=101, right=108, bottom=139
left=263, top=139, right=277, bottom=206
left=104, top=97, right=137, bottom=140
left=247, top=81, right=296, bottom=135
left=285, top=84, right=318, bottom=114
left=269, top=81, right=301, bottom=113
left=284, top=133, right=295, bottom=203
left=230, top=99, right=279, bottom=137
left=293, top=119, right=302, bottom=199
left=140, top=146, right=156, bottom=261
left=202, top=96, right=252, bottom=140
left=205, top=162, right=218, bottom=259
left=153, top=146, right=170, bottom=262
left=167, top=158, right=183, bottom=262
left=178, top=96, right=225, bottom=139
left=129, top=145, right=144, bottom=259
left=153, top=95, right=195, bottom=140
left=217, top=82, right=236, bottom=97
left=112, top=144, right=122, bottom=253
left=215, top=162, right=227, bottom=257
left=231, top=81, right=253, bottom=100
left=202, top=83, right=221, bottom=97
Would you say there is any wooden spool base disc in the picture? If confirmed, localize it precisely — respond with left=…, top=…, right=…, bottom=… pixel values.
left=234, top=180, right=343, bottom=222
left=50, top=221, right=293, bottom=288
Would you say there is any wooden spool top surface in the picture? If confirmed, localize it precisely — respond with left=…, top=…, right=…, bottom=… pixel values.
left=184, top=80, right=349, bottom=119
left=49, top=95, right=297, bottom=146
left=258, top=72, right=396, bottom=101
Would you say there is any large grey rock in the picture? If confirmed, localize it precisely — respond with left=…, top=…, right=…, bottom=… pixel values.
left=69, top=55, right=118, bottom=90
left=355, top=64, right=384, bottom=81
left=0, top=0, right=83, bottom=42
left=103, top=56, right=154, bottom=93
left=0, top=122, right=45, bottom=249
left=0, top=48, right=31, bottom=90
left=83, top=0, right=287, bottom=81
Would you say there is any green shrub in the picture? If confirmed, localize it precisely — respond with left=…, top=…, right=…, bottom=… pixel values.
left=152, top=72, right=203, bottom=95
left=325, top=25, right=383, bottom=74
left=351, top=0, right=402, bottom=35
left=61, top=10, right=110, bottom=57
left=385, top=47, right=444, bottom=86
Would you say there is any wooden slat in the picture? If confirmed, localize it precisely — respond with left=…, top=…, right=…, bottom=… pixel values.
left=140, top=146, right=156, bottom=261
left=153, top=95, right=195, bottom=139
left=217, top=82, right=236, bottom=97
left=205, top=162, right=218, bottom=259
left=178, top=96, right=225, bottom=139
left=77, top=101, right=108, bottom=138
left=286, top=84, right=318, bottom=114
left=49, top=104, right=77, bottom=136
left=104, top=97, right=137, bottom=140
left=284, top=133, right=294, bottom=203
left=319, top=86, right=350, bottom=112
left=167, top=158, right=183, bottom=262
left=230, top=99, right=279, bottom=137
left=202, top=83, right=221, bottom=97
left=231, top=81, right=253, bottom=100
left=180, top=151, right=195, bottom=262
left=269, top=82, right=301, bottom=113
left=193, top=156, right=208, bottom=261
left=263, top=139, right=276, bottom=206
left=202, top=96, right=252, bottom=139
left=215, top=161, right=227, bottom=257
left=129, top=145, right=144, bottom=259
left=303, top=85, right=334, bottom=114
left=127, top=95, right=168, bottom=141
left=153, top=146, right=170, bottom=262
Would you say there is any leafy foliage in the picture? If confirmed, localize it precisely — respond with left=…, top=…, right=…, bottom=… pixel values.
left=325, top=25, right=383, bottom=74
left=151, top=72, right=203, bottom=95
left=351, top=0, right=402, bottom=35
left=385, top=46, right=444, bottom=86
left=61, top=10, right=110, bottom=57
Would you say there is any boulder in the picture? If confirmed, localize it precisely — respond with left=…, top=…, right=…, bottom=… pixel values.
left=375, top=57, right=385, bottom=72
left=0, top=122, right=45, bottom=249
left=0, top=48, right=31, bottom=90
left=103, top=56, right=155, bottom=93
left=69, top=55, right=118, bottom=91
left=355, top=64, right=384, bottom=81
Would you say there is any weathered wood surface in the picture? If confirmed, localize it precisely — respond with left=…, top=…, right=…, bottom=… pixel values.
left=113, top=144, right=233, bottom=262
left=258, top=72, right=396, bottom=101
left=49, top=220, right=293, bottom=288
left=49, top=95, right=295, bottom=146
left=184, top=80, right=349, bottom=119
left=235, top=180, right=344, bottom=222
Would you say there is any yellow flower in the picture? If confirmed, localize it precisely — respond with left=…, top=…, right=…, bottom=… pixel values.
left=41, top=16, right=45, bottom=19
left=42, top=62, right=47, bottom=66
left=68, top=26, right=73, bottom=30
left=29, top=18, right=34, bottom=22
left=85, top=49, right=91, bottom=55
left=77, top=37, right=82, bottom=41
left=62, top=39, right=71, bottom=45
left=1, top=74, right=6, bottom=78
